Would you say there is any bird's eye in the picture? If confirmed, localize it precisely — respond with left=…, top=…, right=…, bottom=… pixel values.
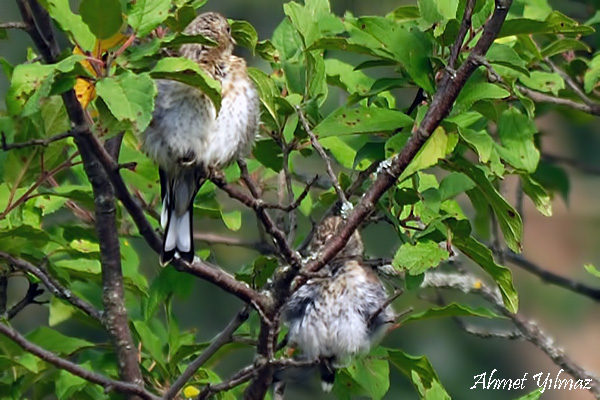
left=226, top=26, right=231, bottom=34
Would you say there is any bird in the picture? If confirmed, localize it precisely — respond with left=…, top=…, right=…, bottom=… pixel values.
left=143, top=12, right=259, bottom=265
left=282, top=216, right=395, bottom=392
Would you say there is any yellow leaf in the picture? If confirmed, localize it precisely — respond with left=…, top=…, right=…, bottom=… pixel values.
left=72, top=32, right=128, bottom=109
left=183, top=386, right=200, bottom=398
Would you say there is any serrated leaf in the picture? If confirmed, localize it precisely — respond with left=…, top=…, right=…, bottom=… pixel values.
left=27, top=327, right=94, bottom=355
left=453, top=235, right=519, bottom=313
left=401, top=303, right=499, bottom=324
left=393, top=240, right=449, bottom=275
left=128, top=0, right=170, bottom=37
left=313, top=105, right=413, bottom=137
left=44, top=0, right=96, bottom=51
left=584, top=54, right=600, bottom=93
left=79, top=0, right=123, bottom=40
left=95, top=71, right=156, bottom=132
left=388, top=350, right=451, bottom=400
left=150, top=57, right=221, bottom=111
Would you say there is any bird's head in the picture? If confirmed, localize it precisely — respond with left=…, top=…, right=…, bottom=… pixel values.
left=182, top=12, right=234, bottom=66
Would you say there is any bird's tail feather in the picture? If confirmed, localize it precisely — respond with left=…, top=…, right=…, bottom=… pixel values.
left=160, top=169, right=203, bottom=265
left=319, top=358, right=336, bottom=393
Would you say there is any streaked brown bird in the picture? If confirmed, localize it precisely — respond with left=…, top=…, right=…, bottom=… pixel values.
left=143, top=12, right=259, bottom=264
left=282, top=216, right=395, bottom=392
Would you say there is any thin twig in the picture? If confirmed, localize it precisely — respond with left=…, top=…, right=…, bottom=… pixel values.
left=1, top=130, right=73, bottom=151
left=423, top=272, right=600, bottom=397
left=368, top=289, right=403, bottom=327
left=517, top=85, right=600, bottom=116
left=6, top=282, right=45, bottom=320
left=448, top=0, right=476, bottom=69
left=296, top=106, right=350, bottom=210
left=0, top=251, right=102, bottom=321
left=164, top=309, right=250, bottom=400
left=0, top=323, right=160, bottom=400
left=545, top=57, right=597, bottom=107
left=0, top=21, right=27, bottom=29
left=506, top=252, right=600, bottom=302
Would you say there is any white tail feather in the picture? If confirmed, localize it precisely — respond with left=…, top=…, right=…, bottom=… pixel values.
left=164, top=213, right=179, bottom=252
left=176, top=211, right=192, bottom=252
left=161, top=197, right=169, bottom=229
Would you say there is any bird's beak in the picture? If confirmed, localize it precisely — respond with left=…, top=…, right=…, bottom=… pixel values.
left=231, top=36, right=237, bottom=45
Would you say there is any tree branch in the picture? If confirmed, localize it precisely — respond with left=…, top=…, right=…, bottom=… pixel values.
left=506, top=252, right=600, bottom=302
left=17, top=0, right=143, bottom=388
left=193, top=232, right=275, bottom=254
left=423, top=272, right=600, bottom=397
left=543, top=153, right=600, bottom=175
left=1, top=130, right=73, bottom=151
left=0, top=251, right=102, bottom=321
left=516, top=85, right=600, bottom=116
left=0, top=323, right=160, bottom=400
left=448, top=0, right=476, bottom=69
left=0, top=21, right=27, bottom=29
left=164, top=309, right=250, bottom=400
left=6, top=282, right=45, bottom=320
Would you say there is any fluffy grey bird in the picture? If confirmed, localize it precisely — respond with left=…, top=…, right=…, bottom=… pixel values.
left=143, top=12, right=259, bottom=264
left=282, top=216, right=395, bottom=392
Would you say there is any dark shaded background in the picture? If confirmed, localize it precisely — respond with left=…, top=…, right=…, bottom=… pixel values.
left=2, top=1, right=600, bottom=399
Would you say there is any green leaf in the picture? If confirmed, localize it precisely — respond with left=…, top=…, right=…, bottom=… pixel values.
left=128, top=0, right=171, bottom=37
left=388, top=350, right=450, bottom=400
left=457, top=127, right=493, bottom=163
left=143, top=267, right=194, bottom=320
left=283, top=0, right=344, bottom=47
left=393, top=240, right=449, bottom=275
left=55, top=369, right=87, bottom=400
left=584, top=263, right=600, bottom=279
left=150, top=57, right=221, bottom=111
left=499, top=11, right=595, bottom=37
left=27, top=327, right=94, bottom=355
left=49, top=298, right=75, bottom=327
left=541, top=39, right=591, bottom=58
left=418, top=0, right=458, bottom=31
left=314, top=105, right=413, bottom=137
left=439, top=172, right=475, bottom=201
left=454, top=158, right=523, bottom=253
left=79, top=0, right=123, bottom=40
left=160, top=33, right=217, bottom=48
left=584, top=54, right=600, bottom=93
left=399, top=127, right=458, bottom=182
left=519, top=71, right=564, bottom=96
left=453, top=236, right=519, bottom=313
left=532, top=160, right=569, bottom=203
left=96, top=71, right=156, bottom=133
left=487, top=43, right=530, bottom=76
left=253, top=138, right=283, bottom=172
left=44, top=0, right=96, bottom=51
left=387, top=5, right=421, bottom=22
left=231, top=20, right=258, bottom=51
left=496, top=108, right=540, bottom=173
left=359, top=17, right=435, bottom=93
left=133, top=320, right=166, bottom=369
left=520, top=175, right=552, bottom=217
left=247, top=67, right=280, bottom=131
left=221, top=210, right=242, bottom=231
left=401, top=303, right=499, bottom=324
left=455, top=80, right=510, bottom=112
left=164, top=5, right=197, bottom=32
left=346, top=348, right=390, bottom=400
